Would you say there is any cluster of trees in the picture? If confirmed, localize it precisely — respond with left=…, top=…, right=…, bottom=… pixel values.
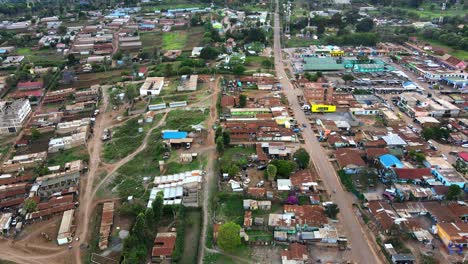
left=408, top=150, right=426, bottom=163
left=421, top=127, right=450, bottom=141
left=121, top=192, right=164, bottom=263
left=304, top=71, right=322, bottom=82
left=225, top=27, right=268, bottom=45
left=421, top=27, right=468, bottom=51
left=215, top=126, right=231, bottom=153
left=446, top=184, right=462, bottom=201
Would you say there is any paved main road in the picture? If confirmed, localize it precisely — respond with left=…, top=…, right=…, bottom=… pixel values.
left=272, top=1, right=383, bottom=263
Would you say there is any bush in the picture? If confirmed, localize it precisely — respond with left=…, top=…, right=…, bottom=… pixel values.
left=172, top=206, right=186, bottom=261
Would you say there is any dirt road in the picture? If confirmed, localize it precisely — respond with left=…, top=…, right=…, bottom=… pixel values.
left=72, top=86, right=112, bottom=263
left=197, top=77, right=221, bottom=264
left=272, top=0, right=383, bottom=263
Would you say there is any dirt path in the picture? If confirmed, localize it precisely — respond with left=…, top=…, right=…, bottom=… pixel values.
left=72, top=86, right=112, bottom=264
left=73, top=111, right=168, bottom=263
left=197, top=77, right=221, bottom=264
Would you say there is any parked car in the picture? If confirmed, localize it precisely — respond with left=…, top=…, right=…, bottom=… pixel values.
left=257, top=165, right=267, bottom=170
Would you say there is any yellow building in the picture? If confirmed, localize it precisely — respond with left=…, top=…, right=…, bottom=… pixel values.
left=330, top=50, right=344, bottom=57
left=311, top=104, right=336, bottom=113
left=437, top=222, right=468, bottom=253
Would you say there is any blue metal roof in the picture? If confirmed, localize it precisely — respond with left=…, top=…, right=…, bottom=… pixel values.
left=162, top=131, right=188, bottom=139
left=379, top=154, right=403, bottom=169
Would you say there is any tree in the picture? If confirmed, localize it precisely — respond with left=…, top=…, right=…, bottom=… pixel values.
left=233, top=65, right=246, bottom=75
left=31, top=127, right=41, bottom=141
left=23, top=198, right=37, bottom=213
left=325, top=203, right=340, bottom=219
left=112, top=50, right=123, bottom=61
left=223, top=130, right=231, bottom=146
left=152, top=191, right=164, bottom=222
left=67, top=54, right=78, bottom=65
left=215, top=126, right=223, bottom=142
left=342, top=74, right=354, bottom=84
left=293, top=148, right=310, bottom=169
left=145, top=208, right=155, bottom=229
left=446, top=185, right=462, bottom=200
left=356, top=18, right=374, bottom=32
left=270, top=160, right=296, bottom=178
left=216, top=136, right=224, bottom=152
left=228, top=164, right=239, bottom=177
left=199, top=46, right=220, bottom=60
left=408, top=150, right=425, bottom=163
left=217, top=222, right=241, bottom=252
left=133, top=212, right=150, bottom=242
left=261, top=59, right=274, bottom=69
left=239, top=94, right=247, bottom=107
left=57, top=24, right=67, bottom=35
left=125, top=85, right=138, bottom=102
left=266, top=164, right=277, bottom=181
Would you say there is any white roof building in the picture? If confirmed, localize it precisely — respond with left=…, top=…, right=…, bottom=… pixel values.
left=140, top=77, right=165, bottom=96
left=277, top=179, right=292, bottom=191
left=57, top=209, right=74, bottom=245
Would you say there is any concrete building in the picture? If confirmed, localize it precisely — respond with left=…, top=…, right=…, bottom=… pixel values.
left=0, top=99, right=31, bottom=134
left=48, top=132, right=87, bottom=153
left=140, top=77, right=165, bottom=96
left=56, top=118, right=91, bottom=135
left=35, top=160, right=83, bottom=196
left=2, top=151, right=47, bottom=173
left=57, top=209, right=74, bottom=245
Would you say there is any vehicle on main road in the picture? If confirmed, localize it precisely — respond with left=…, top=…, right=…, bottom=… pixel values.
left=441, top=154, right=448, bottom=160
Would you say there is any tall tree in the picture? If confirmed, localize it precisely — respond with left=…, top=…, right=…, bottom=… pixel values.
left=152, top=191, right=164, bottom=222
left=446, top=185, right=462, bottom=200
left=239, top=94, right=247, bottom=107
left=266, top=164, right=277, bottom=181
left=293, top=148, right=310, bottom=169
left=217, top=222, right=241, bottom=252
left=325, top=203, right=340, bottom=219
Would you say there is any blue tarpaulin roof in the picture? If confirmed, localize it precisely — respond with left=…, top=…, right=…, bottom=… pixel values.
left=379, top=154, right=404, bottom=169
left=162, top=131, right=188, bottom=139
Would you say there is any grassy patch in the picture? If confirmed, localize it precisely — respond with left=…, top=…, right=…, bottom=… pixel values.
left=285, top=37, right=323, bottom=48
left=112, top=129, right=167, bottom=199
left=215, top=192, right=244, bottom=225
left=165, top=154, right=206, bottom=174
left=46, top=146, right=89, bottom=167
left=165, top=109, right=208, bottom=131
left=16, top=48, right=64, bottom=66
left=140, top=31, right=162, bottom=52
left=162, top=31, right=188, bottom=50
left=222, top=146, right=255, bottom=162
left=203, top=253, right=237, bottom=264
left=102, top=118, right=146, bottom=163
left=245, top=230, right=273, bottom=242
left=0, top=144, right=12, bottom=160
left=179, top=209, right=202, bottom=264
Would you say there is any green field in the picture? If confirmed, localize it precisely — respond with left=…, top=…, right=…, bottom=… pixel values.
left=47, top=146, right=89, bottom=167
left=162, top=32, right=188, bottom=50
left=179, top=210, right=202, bottom=264
left=16, top=48, right=64, bottom=66
left=285, top=37, right=323, bottom=48
left=419, top=37, right=468, bottom=60
left=397, top=3, right=466, bottom=19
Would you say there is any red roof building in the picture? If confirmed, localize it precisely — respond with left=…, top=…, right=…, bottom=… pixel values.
left=335, top=148, right=366, bottom=170
left=459, top=152, right=468, bottom=162
left=281, top=243, right=308, bottom=262
left=283, top=205, right=328, bottom=227
left=393, top=168, right=432, bottom=182
left=151, top=232, right=177, bottom=262
left=17, top=81, right=43, bottom=91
